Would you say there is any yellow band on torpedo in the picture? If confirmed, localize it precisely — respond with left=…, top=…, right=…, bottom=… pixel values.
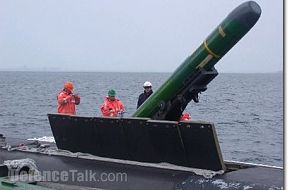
left=218, top=26, right=226, bottom=37
left=196, top=54, right=213, bottom=69
left=203, top=40, right=220, bottom=58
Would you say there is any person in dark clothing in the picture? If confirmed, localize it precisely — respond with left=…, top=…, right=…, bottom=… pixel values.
left=137, top=81, right=153, bottom=108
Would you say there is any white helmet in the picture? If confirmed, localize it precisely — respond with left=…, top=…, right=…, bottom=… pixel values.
left=143, top=81, right=152, bottom=87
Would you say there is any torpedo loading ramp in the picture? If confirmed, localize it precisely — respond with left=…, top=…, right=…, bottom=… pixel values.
left=48, top=114, right=225, bottom=172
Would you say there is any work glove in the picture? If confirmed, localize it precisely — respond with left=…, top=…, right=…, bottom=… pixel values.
left=73, top=94, right=80, bottom=105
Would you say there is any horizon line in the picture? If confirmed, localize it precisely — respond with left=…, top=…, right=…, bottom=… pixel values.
left=0, top=69, right=283, bottom=74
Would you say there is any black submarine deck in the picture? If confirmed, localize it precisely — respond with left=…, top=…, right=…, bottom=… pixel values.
left=0, top=120, right=283, bottom=190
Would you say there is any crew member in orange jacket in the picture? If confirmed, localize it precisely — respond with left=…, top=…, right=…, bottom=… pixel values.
left=180, top=112, right=191, bottom=121
left=57, top=81, right=80, bottom=115
left=100, top=89, right=125, bottom=117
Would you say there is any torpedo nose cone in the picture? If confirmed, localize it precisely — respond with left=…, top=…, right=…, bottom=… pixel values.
left=228, top=1, right=262, bottom=30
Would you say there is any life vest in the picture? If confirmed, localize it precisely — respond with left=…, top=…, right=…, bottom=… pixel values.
left=100, top=97, right=125, bottom=117
left=57, top=90, right=80, bottom=115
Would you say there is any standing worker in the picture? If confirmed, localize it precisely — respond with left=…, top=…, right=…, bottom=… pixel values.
left=57, top=81, right=80, bottom=115
left=180, top=112, right=191, bottom=121
left=137, top=81, right=153, bottom=108
left=100, top=89, right=125, bottom=117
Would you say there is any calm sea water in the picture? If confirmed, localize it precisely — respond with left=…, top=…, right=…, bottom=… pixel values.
left=0, top=71, right=283, bottom=167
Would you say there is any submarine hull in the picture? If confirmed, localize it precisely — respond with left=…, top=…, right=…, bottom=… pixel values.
left=0, top=1, right=281, bottom=190
left=0, top=136, right=283, bottom=190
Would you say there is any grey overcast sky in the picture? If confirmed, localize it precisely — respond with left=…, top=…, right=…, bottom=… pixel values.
left=0, top=0, right=283, bottom=73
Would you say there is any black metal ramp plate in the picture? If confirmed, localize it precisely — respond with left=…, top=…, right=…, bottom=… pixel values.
left=48, top=114, right=225, bottom=171
left=123, top=119, right=188, bottom=165
left=93, top=116, right=129, bottom=159
left=179, top=121, right=225, bottom=171
left=48, top=114, right=98, bottom=154
left=121, top=117, right=159, bottom=162
left=145, top=120, right=188, bottom=166
left=48, top=114, right=130, bottom=160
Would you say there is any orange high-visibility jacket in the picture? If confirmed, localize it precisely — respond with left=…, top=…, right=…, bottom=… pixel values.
left=100, top=97, right=125, bottom=117
left=57, top=90, right=80, bottom=115
left=180, top=112, right=191, bottom=121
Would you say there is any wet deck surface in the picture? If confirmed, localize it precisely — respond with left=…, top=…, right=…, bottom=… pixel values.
left=0, top=149, right=192, bottom=189
left=0, top=137, right=283, bottom=190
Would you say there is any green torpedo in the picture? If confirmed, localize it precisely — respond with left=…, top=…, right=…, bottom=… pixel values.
left=133, top=1, right=261, bottom=120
